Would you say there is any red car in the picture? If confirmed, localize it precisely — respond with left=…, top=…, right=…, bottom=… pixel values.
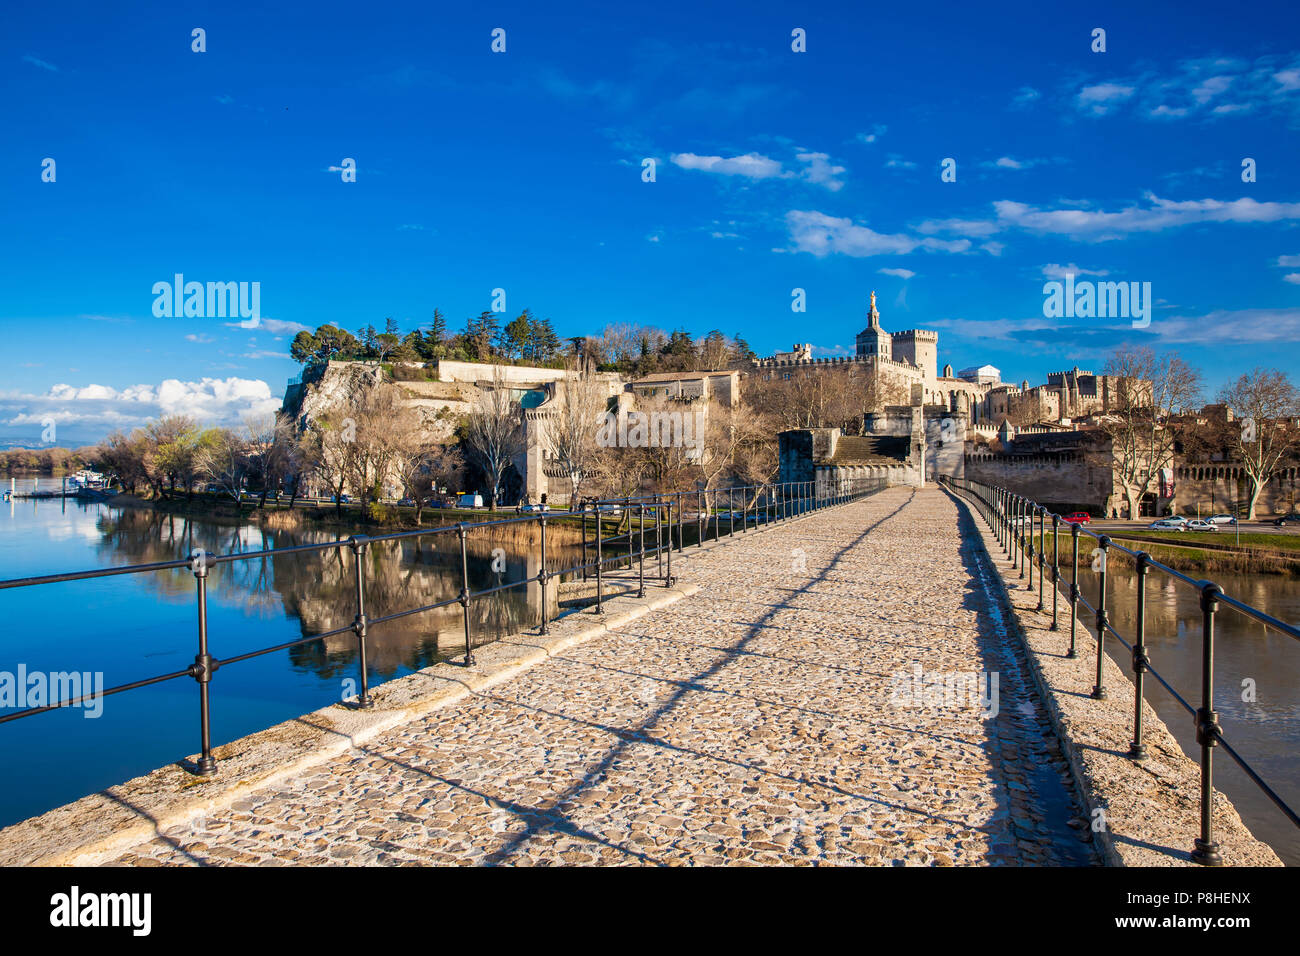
left=1062, top=511, right=1091, bottom=524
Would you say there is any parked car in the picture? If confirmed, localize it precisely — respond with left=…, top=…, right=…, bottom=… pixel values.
left=1148, top=518, right=1186, bottom=531
left=1207, top=514, right=1237, bottom=525
left=398, top=498, right=415, bottom=507
left=1275, top=513, right=1300, bottom=527
left=457, top=493, right=484, bottom=508
left=1062, top=511, right=1091, bottom=524
left=519, top=502, right=549, bottom=513
left=1186, top=519, right=1218, bottom=532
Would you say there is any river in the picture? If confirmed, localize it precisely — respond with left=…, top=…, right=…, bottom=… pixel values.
left=4, top=481, right=1296, bottom=865
left=1077, top=562, right=1300, bottom=866
left=0, top=479, right=598, bottom=830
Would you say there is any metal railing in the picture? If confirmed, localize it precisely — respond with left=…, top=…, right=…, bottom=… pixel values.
left=0, top=477, right=885, bottom=779
left=942, top=475, right=1300, bottom=866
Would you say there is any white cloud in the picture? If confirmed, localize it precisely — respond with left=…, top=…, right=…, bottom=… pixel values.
left=241, top=350, right=289, bottom=360
left=0, top=377, right=280, bottom=438
left=1077, top=83, right=1135, bottom=114
left=21, top=54, right=58, bottom=72
left=185, top=333, right=215, bottom=344
left=1191, top=75, right=1234, bottom=104
left=877, top=268, right=916, bottom=279
left=1152, top=307, right=1300, bottom=343
left=795, top=151, right=846, bottom=191
left=786, top=210, right=970, bottom=258
left=670, top=151, right=786, bottom=180
left=914, top=193, right=1300, bottom=245
left=994, top=194, right=1300, bottom=240
left=222, top=317, right=309, bottom=335
left=1276, top=254, right=1300, bottom=267
left=1011, top=86, right=1041, bottom=108
left=1041, top=263, right=1110, bottom=279
left=916, top=217, right=1001, bottom=238
left=1076, top=54, right=1300, bottom=123
left=981, top=241, right=1006, bottom=256
left=855, top=124, right=887, bottom=144
left=670, top=149, right=846, bottom=191
left=1284, top=273, right=1300, bottom=285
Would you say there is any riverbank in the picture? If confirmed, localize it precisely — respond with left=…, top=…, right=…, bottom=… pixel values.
left=1027, top=527, right=1300, bottom=576
left=114, top=492, right=590, bottom=533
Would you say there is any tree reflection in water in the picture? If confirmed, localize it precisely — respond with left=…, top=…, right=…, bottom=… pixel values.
left=92, top=508, right=588, bottom=680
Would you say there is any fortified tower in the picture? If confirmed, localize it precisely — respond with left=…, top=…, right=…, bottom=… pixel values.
left=892, top=328, right=939, bottom=384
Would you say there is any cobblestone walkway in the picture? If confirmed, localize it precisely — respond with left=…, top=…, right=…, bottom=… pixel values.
left=110, top=488, right=1098, bottom=866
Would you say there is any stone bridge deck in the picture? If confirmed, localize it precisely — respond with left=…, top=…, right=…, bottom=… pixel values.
left=108, top=488, right=1097, bottom=866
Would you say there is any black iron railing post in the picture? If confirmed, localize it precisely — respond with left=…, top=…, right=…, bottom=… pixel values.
left=681, top=494, right=691, bottom=554
left=637, top=503, right=646, bottom=598
left=1068, top=521, right=1080, bottom=658
left=1050, top=513, right=1060, bottom=630
left=580, top=499, right=589, bottom=581
left=1129, top=551, right=1150, bottom=760
left=1019, top=497, right=1027, bottom=578
left=1036, top=507, right=1045, bottom=608
left=729, top=488, right=735, bottom=537
left=1192, top=581, right=1224, bottom=866
left=188, top=548, right=218, bottom=776
left=697, top=490, right=704, bottom=547
left=458, top=523, right=474, bottom=665
left=1012, top=496, right=1021, bottom=572
left=539, top=515, right=549, bottom=635
left=1001, top=488, right=1008, bottom=553
left=595, top=510, right=605, bottom=614
left=1027, top=503, right=1035, bottom=591
left=348, top=535, right=374, bottom=709
left=1011, top=495, right=1019, bottom=569
left=1092, top=535, right=1110, bottom=700
left=665, top=500, right=673, bottom=585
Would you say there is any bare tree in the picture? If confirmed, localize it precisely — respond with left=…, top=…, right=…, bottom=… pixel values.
left=1217, top=368, right=1300, bottom=518
left=464, top=369, right=523, bottom=510
left=390, top=402, right=465, bottom=524
left=542, top=367, right=611, bottom=504
left=346, top=385, right=406, bottom=509
left=197, top=427, right=250, bottom=508
left=299, top=411, right=357, bottom=516
left=1097, top=346, right=1201, bottom=518
left=242, top=412, right=296, bottom=508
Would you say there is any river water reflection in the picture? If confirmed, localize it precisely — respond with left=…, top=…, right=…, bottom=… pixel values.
left=1077, top=563, right=1300, bottom=866
left=0, top=483, right=591, bottom=829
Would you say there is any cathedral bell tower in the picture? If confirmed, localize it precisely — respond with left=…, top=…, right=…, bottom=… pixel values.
left=855, top=291, right=892, bottom=360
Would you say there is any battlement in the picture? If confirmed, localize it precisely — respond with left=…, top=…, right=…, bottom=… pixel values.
left=752, top=354, right=925, bottom=374
left=1046, top=369, right=1094, bottom=384
left=892, top=329, right=939, bottom=341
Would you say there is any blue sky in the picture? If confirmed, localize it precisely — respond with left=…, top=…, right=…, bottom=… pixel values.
left=2, top=0, right=1299, bottom=446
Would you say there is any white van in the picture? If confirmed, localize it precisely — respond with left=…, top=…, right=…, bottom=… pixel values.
left=457, top=493, right=484, bottom=508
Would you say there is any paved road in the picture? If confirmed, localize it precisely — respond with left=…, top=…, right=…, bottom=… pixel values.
left=109, top=488, right=1098, bottom=866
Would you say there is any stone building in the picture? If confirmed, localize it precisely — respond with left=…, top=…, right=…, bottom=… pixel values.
left=778, top=403, right=968, bottom=494
left=753, top=291, right=1018, bottom=426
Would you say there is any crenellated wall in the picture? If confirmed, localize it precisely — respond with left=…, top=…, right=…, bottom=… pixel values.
left=964, top=451, right=1114, bottom=514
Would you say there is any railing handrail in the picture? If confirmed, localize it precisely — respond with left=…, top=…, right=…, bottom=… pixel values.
left=0, top=477, right=887, bottom=788
left=940, top=475, right=1300, bottom=865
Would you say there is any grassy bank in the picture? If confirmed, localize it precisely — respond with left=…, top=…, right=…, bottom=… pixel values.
left=1021, top=527, right=1300, bottom=576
